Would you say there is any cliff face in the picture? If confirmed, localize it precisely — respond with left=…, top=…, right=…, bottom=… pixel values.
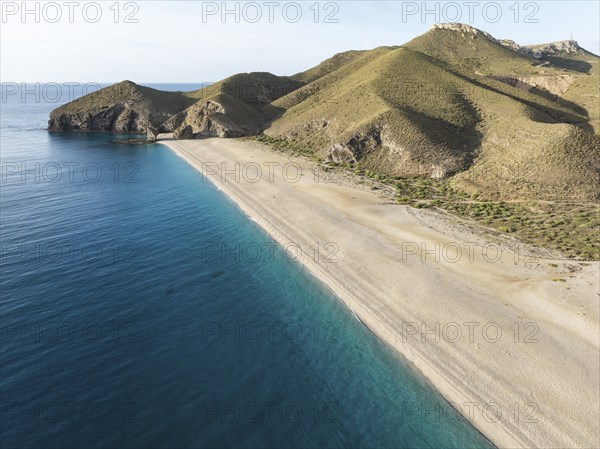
left=48, top=81, right=197, bottom=133
left=432, top=22, right=497, bottom=40
left=49, top=103, right=147, bottom=133
left=48, top=74, right=302, bottom=138
left=160, top=72, right=302, bottom=139
left=429, top=23, right=585, bottom=62
left=169, top=100, right=258, bottom=139
left=500, top=39, right=584, bottom=59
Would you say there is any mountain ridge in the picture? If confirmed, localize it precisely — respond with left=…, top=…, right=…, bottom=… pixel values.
left=48, top=23, right=600, bottom=205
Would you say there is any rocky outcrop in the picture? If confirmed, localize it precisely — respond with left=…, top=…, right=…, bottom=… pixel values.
left=432, top=24, right=584, bottom=60
left=327, top=143, right=356, bottom=164
left=160, top=110, right=187, bottom=133
left=326, top=128, right=382, bottom=164
left=49, top=74, right=304, bottom=140
left=48, top=81, right=196, bottom=134
left=146, top=126, right=160, bottom=142
left=499, top=39, right=543, bottom=58
left=173, top=125, right=194, bottom=140
left=490, top=75, right=576, bottom=96
left=48, top=103, right=147, bottom=133
left=534, top=40, right=583, bottom=55
left=500, top=39, right=583, bottom=59
left=163, top=72, right=303, bottom=139
left=432, top=23, right=497, bottom=41
left=168, top=100, right=261, bottom=139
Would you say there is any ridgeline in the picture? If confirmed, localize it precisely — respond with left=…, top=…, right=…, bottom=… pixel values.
left=48, top=23, right=600, bottom=259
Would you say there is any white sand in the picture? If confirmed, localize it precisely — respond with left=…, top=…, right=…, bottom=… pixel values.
left=161, top=137, right=599, bottom=449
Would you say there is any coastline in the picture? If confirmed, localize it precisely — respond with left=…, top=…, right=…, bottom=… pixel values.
left=160, top=136, right=600, bottom=449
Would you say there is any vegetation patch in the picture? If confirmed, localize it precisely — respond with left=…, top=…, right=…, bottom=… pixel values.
left=251, top=135, right=599, bottom=261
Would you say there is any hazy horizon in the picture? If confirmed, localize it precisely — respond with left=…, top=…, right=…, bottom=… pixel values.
left=2, top=1, right=599, bottom=82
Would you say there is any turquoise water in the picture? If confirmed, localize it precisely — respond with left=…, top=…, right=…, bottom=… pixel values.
left=0, top=84, right=494, bottom=448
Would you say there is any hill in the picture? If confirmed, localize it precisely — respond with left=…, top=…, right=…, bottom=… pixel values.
left=48, top=24, right=600, bottom=257
left=262, top=25, right=599, bottom=203
left=48, top=81, right=197, bottom=133
left=48, top=24, right=600, bottom=203
left=160, top=72, right=301, bottom=138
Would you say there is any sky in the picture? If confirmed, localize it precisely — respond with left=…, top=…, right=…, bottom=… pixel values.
left=1, top=1, right=599, bottom=82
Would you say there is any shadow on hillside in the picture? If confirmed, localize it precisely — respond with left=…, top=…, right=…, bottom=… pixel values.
left=449, top=69, right=596, bottom=134
left=543, top=56, right=593, bottom=73
left=395, top=103, right=484, bottom=175
left=259, top=104, right=290, bottom=131
left=527, top=86, right=589, bottom=118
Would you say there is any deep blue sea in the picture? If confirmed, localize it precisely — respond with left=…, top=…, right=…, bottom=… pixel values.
left=0, top=83, right=494, bottom=449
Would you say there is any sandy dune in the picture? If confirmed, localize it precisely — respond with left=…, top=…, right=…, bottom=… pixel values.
left=161, top=137, right=600, bottom=449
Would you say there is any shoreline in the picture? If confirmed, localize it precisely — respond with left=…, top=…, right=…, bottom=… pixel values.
left=160, top=136, right=600, bottom=449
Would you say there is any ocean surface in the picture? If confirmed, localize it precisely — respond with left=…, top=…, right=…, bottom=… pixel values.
left=0, top=83, right=494, bottom=449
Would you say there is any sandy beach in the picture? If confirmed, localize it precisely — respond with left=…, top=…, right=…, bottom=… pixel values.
left=161, top=137, right=599, bottom=449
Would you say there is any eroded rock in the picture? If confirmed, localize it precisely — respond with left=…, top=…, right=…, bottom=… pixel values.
left=146, top=127, right=160, bottom=142
left=174, top=125, right=194, bottom=140
left=326, top=128, right=382, bottom=163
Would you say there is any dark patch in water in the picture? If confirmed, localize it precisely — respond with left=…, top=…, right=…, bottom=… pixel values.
left=110, top=138, right=153, bottom=145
